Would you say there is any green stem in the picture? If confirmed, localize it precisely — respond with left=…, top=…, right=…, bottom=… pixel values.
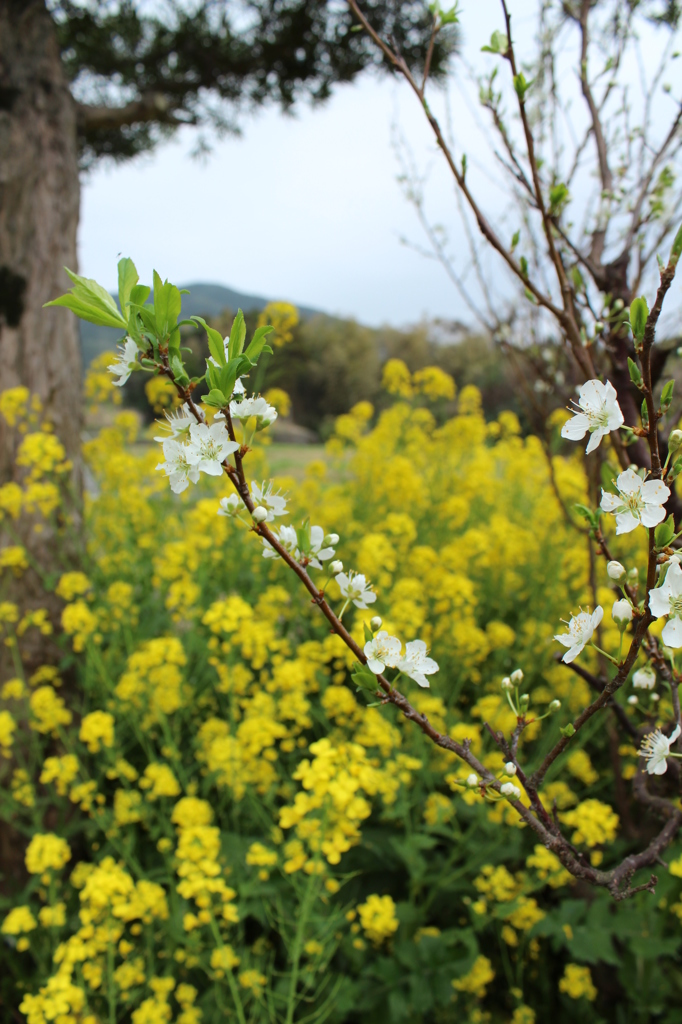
left=285, top=871, right=319, bottom=1024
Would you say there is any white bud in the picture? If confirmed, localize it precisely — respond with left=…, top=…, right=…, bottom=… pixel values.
left=500, top=782, right=521, bottom=799
left=549, top=699, right=561, bottom=712
left=651, top=692, right=660, bottom=701
left=510, top=668, right=524, bottom=684
left=632, top=666, right=656, bottom=690
left=612, top=599, right=633, bottom=629
left=370, top=616, right=383, bottom=631
left=466, top=773, right=479, bottom=788
left=504, top=762, right=517, bottom=776
left=607, top=560, right=626, bottom=582
left=252, top=506, right=268, bottom=524
left=519, top=693, right=530, bottom=710
left=501, top=676, right=513, bottom=691
left=325, top=533, right=340, bottom=546
left=669, top=429, right=682, bottom=453
left=627, top=567, right=639, bottom=584
left=330, top=560, right=343, bottom=574
left=627, top=694, right=639, bottom=705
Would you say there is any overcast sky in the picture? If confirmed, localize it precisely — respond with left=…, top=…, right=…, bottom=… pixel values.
left=78, top=0, right=679, bottom=328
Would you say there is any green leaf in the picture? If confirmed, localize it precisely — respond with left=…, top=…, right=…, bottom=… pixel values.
left=44, top=293, right=127, bottom=329
left=670, top=222, right=682, bottom=262
left=513, top=72, right=532, bottom=98
left=519, top=255, right=528, bottom=278
left=627, top=357, right=643, bottom=388
left=351, top=662, right=380, bottom=693
left=481, top=30, right=508, bottom=54
left=169, top=353, right=189, bottom=386
left=227, top=310, right=247, bottom=361
left=560, top=723, right=576, bottom=738
left=655, top=514, right=675, bottom=549
left=192, top=316, right=227, bottom=368
left=205, top=389, right=228, bottom=408
left=153, top=272, right=182, bottom=341
left=629, top=296, right=649, bottom=341
left=661, top=379, right=675, bottom=411
left=549, top=183, right=569, bottom=212
left=363, top=622, right=374, bottom=644
left=129, top=284, right=151, bottom=306
left=63, top=267, right=125, bottom=321
left=600, top=462, right=618, bottom=495
left=511, top=230, right=520, bottom=251
left=244, top=325, right=275, bottom=363
left=128, top=302, right=158, bottom=338
left=641, top=397, right=649, bottom=428
left=117, top=258, right=139, bottom=311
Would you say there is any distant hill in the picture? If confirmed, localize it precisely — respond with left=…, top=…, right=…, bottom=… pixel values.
left=79, top=282, right=321, bottom=367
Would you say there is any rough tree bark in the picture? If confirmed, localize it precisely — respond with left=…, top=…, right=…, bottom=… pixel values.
left=0, top=0, right=82, bottom=481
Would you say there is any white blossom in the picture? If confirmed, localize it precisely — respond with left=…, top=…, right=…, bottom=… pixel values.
left=153, top=403, right=194, bottom=443
left=262, top=524, right=299, bottom=560
left=561, top=379, right=624, bottom=453
left=252, top=506, right=268, bottom=524
left=398, top=639, right=439, bottom=688
left=250, top=481, right=287, bottom=521
left=370, top=616, right=382, bottom=631
left=504, top=762, right=517, bottom=775
left=607, top=560, right=626, bottom=582
left=364, top=631, right=402, bottom=674
left=218, top=494, right=243, bottom=517
left=330, top=560, right=343, bottom=574
left=308, top=525, right=336, bottom=569
left=108, top=338, right=139, bottom=387
left=639, top=724, right=681, bottom=775
left=500, top=782, right=521, bottom=799
left=466, top=774, right=479, bottom=788
left=510, top=669, right=524, bottom=684
left=649, top=561, right=682, bottom=648
left=335, top=571, right=377, bottom=610
left=156, top=439, right=200, bottom=494
left=187, top=422, right=239, bottom=477
left=600, top=468, right=669, bottom=534
left=554, top=607, right=603, bottom=663
left=229, top=395, right=278, bottom=430
left=632, top=666, right=656, bottom=690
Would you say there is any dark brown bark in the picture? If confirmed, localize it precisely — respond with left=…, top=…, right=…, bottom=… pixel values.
left=0, top=0, right=82, bottom=479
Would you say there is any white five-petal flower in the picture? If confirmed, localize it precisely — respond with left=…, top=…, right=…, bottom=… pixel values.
left=251, top=481, right=287, bottom=522
left=153, top=403, right=195, bottom=443
left=108, top=338, right=139, bottom=387
left=155, top=439, right=201, bottom=494
left=600, top=468, right=669, bottom=534
left=554, top=607, right=603, bottom=663
left=639, top=724, right=681, bottom=775
left=335, top=571, right=377, bottom=609
left=187, top=422, right=239, bottom=476
left=561, top=379, right=624, bottom=454
left=364, top=631, right=402, bottom=674
left=229, top=395, right=278, bottom=430
left=217, top=494, right=244, bottom=517
left=398, top=639, right=439, bottom=688
left=262, top=524, right=299, bottom=560
left=649, top=561, right=682, bottom=648
left=308, top=525, right=336, bottom=569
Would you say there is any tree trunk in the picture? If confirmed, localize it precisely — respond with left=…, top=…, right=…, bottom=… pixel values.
left=0, top=0, right=81, bottom=480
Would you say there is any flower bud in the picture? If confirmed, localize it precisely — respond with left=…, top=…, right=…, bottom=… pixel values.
left=669, top=429, right=682, bottom=453
left=627, top=694, right=639, bottom=705
left=614, top=298, right=624, bottom=311
left=325, top=533, right=340, bottom=546
left=370, top=616, right=383, bottom=631
left=519, top=693, right=530, bottom=711
left=510, top=668, right=524, bottom=684
left=330, top=560, right=343, bottom=574
left=607, top=560, right=626, bottom=582
left=627, top=567, right=639, bottom=585
left=466, top=773, right=479, bottom=788
left=500, top=782, right=521, bottom=799
left=632, top=666, right=656, bottom=690
left=651, top=692, right=660, bottom=702
left=548, top=699, right=561, bottom=712
left=612, top=599, right=633, bottom=629
left=501, top=676, right=513, bottom=691
left=504, top=762, right=517, bottom=776
left=594, top=321, right=604, bottom=333
left=252, top=506, right=268, bottom=524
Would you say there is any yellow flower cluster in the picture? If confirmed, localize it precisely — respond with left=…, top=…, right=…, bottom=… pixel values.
left=357, top=894, right=399, bottom=944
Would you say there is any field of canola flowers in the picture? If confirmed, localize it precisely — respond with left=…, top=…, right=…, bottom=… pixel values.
left=2, top=370, right=682, bottom=1024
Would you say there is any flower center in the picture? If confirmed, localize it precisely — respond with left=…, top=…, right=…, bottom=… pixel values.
left=622, top=492, right=644, bottom=516
left=587, top=400, right=609, bottom=430
left=670, top=595, right=682, bottom=618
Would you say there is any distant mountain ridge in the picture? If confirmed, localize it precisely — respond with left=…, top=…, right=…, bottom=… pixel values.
left=79, top=282, right=322, bottom=366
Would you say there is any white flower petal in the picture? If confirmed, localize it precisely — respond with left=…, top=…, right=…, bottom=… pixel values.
left=662, top=616, right=682, bottom=648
